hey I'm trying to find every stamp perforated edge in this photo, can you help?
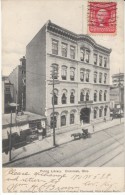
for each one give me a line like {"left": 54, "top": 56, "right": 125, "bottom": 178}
{"left": 87, "top": 0, "right": 118, "bottom": 36}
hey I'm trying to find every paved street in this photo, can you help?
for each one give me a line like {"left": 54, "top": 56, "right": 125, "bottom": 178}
{"left": 5, "top": 123, "right": 124, "bottom": 167}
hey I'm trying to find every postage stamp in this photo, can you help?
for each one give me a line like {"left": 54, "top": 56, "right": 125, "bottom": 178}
{"left": 88, "top": 2, "right": 117, "bottom": 35}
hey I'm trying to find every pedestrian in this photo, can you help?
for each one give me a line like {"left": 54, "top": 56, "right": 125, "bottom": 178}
{"left": 93, "top": 124, "right": 95, "bottom": 132}
{"left": 104, "top": 117, "right": 106, "bottom": 122}
{"left": 38, "top": 128, "right": 43, "bottom": 141}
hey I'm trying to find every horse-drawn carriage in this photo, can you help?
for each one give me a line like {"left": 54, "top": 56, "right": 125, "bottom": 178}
{"left": 71, "top": 129, "right": 91, "bottom": 140}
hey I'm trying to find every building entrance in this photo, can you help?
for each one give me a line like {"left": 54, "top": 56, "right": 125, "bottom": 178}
{"left": 80, "top": 108, "right": 90, "bottom": 124}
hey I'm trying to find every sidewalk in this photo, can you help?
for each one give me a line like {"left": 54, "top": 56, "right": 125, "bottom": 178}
{"left": 3, "top": 117, "right": 124, "bottom": 165}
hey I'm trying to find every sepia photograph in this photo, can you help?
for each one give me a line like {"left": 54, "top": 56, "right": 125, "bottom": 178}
{"left": 1, "top": 0, "right": 125, "bottom": 192}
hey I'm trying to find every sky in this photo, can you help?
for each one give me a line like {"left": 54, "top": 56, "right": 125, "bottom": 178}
{"left": 1, "top": 0, "right": 124, "bottom": 84}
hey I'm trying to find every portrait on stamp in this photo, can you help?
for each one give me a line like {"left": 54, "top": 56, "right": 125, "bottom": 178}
{"left": 88, "top": 2, "right": 117, "bottom": 34}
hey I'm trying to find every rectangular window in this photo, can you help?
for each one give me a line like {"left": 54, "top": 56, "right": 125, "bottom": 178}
{"left": 99, "top": 56, "right": 102, "bottom": 66}
{"left": 99, "top": 73, "right": 102, "bottom": 83}
{"left": 5, "top": 86, "right": 10, "bottom": 92}
{"left": 70, "top": 68, "right": 75, "bottom": 81}
{"left": 104, "top": 73, "right": 107, "bottom": 84}
{"left": 104, "top": 57, "right": 107, "bottom": 67}
{"left": 94, "top": 54, "right": 97, "bottom": 65}
{"left": 80, "top": 49, "right": 85, "bottom": 61}
{"left": 80, "top": 71, "right": 84, "bottom": 82}
{"left": 52, "top": 40, "right": 58, "bottom": 55}
{"left": 94, "top": 73, "right": 97, "bottom": 83}
{"left": 70, "top": 46, "right": 75, "bottom": 59}
{"left": 86, "top": 51, "right": 90, "bottom": 63}
{"left": 62, "top": 43, "right": 67, "bottom": 57}
{"left": 61, "top": 67, "right": 67, "bottom": 80}
{"left": 52, "top": 64, "right": 58, "bottom": 79}
{"left": 86, "top": 72, "right": 89, "bottom": 82}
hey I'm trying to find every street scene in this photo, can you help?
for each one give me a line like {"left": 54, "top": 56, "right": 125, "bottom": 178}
{"left": 2, "top": 1, "right": 124, "bottom": 168}
{"left": 3, "top": 122, "right": 124, "bottom": 167}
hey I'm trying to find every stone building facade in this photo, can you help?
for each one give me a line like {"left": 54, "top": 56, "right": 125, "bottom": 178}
{"left": 26, "top": 21, "right": 111, "bottom": 133}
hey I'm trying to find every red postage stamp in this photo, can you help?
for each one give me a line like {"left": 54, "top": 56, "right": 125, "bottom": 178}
{"left": 88, "top": 2, "right": 117, "bottom": 35}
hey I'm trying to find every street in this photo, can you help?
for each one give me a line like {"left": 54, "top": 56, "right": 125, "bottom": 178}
{"left": 5, "top": 123, "right": 124, "bottom": 167}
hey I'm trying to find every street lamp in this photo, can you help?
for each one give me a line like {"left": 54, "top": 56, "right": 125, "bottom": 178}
{"left": 8, "top": 102, "right": 19, "bottom": 161}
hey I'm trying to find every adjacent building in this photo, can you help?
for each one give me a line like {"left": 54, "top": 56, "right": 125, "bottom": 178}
{"left": 112, "top": 73, "right": 124, "bottom": 87}
{"left": 8, "top": 56, "right": 26, "bottom": 111}
{"left": 26, "top": 20, "right": 111, "bottom": 134}
{"left": 110, "top": 73, "right": 124, "bottom": 111}
{"left": 2, "top": 76, "right": 14, "bottom": 113}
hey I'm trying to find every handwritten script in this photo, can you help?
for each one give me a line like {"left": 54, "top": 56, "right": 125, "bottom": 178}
{"left": 3, "top": 168, "right": 124, "bottom": 192}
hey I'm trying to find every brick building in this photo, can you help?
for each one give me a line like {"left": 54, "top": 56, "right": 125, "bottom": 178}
{"left": 26, "top": 21, "right": 111, "bottom": 134}
{"left": 9, "top": 56, "right": 26, "bottom": 111}
{"left": 2, "top": 76, "right": 14, "bottom": 113}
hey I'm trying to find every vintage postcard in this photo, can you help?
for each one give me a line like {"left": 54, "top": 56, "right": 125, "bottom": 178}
{"left": 1, "top": 0, "right": 125, "bottom": 193}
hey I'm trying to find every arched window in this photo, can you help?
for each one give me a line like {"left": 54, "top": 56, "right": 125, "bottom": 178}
{"left": 70, "top": 68, "right": 75, "bottom": 81}
{"left": 94, "top": 109, "right": 97, "bottom": 119}
{"left": 99, "top": 90, "right": 102, "bottom": 101}
{"left": 51, "top": 64, "right": 58, "bottom": 79}
{"left": 94, "top": 91, "right": 97, "bottom": 102}
{"left": 86, "top": 91, "right": 89, "bottom": 101}
{"left": 80, "top": 69, "right": 85, "bottom": 82}
{"left": 80, "top": 90, "right": 85, "bottom": 102}
{"left": 61, "top": 112, "right": 67, "bottom": 126}
{"left": 70, "top": 90, "right": 75, "bottom": 103}
{"left": 61, "top": 66, "right": 67, "bottom": 80}
{"left": 70, "top": 112, "right": 75, "bottom": 124}
{"left": 104, "top": 90, "right": 107, "bottom": 101}
{"left": 99, "top": 108, "right": 103, "bottom": 117}
{"left": 52, "top": 89, "right": 58, "bottom": 105}
{"left": 62, "top": 90, "right": 67, "bottom": 104}
{"left": 104, "top": 107, "right": 107, "bottom": 116}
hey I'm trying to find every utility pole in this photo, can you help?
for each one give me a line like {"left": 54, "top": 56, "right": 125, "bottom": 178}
{"left": 16, "top": 90, "right": 18, "bottom": 115}
{"left": 21, "top": 92, "right": 24, "bottom": 114}
{"left": 52, "top": 73, "right": 56, "bottom": 146}
{"left": 9, "top": 110, "right": 12, "bottom": 161}
{"left": 50, "top": 65, "right": 59, "bottom": 146}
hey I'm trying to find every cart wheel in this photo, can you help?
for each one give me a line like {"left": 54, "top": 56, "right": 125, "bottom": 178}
{"left": 88, "top": 133, "right": 91, "bottom": 138}
{"left": 5, "top": 150, "right": 8, "bottom": 155}
{"left": 26, "top": 136, "right": 30, "bottom": 143}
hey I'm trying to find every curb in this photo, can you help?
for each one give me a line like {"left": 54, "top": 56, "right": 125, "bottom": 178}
{"left": 2, "top": 121, "right": 124, "bottom": 166}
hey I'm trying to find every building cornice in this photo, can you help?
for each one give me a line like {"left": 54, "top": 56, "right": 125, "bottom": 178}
{"left": 46, "top": 20, "right": 112, "bottom": 54}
